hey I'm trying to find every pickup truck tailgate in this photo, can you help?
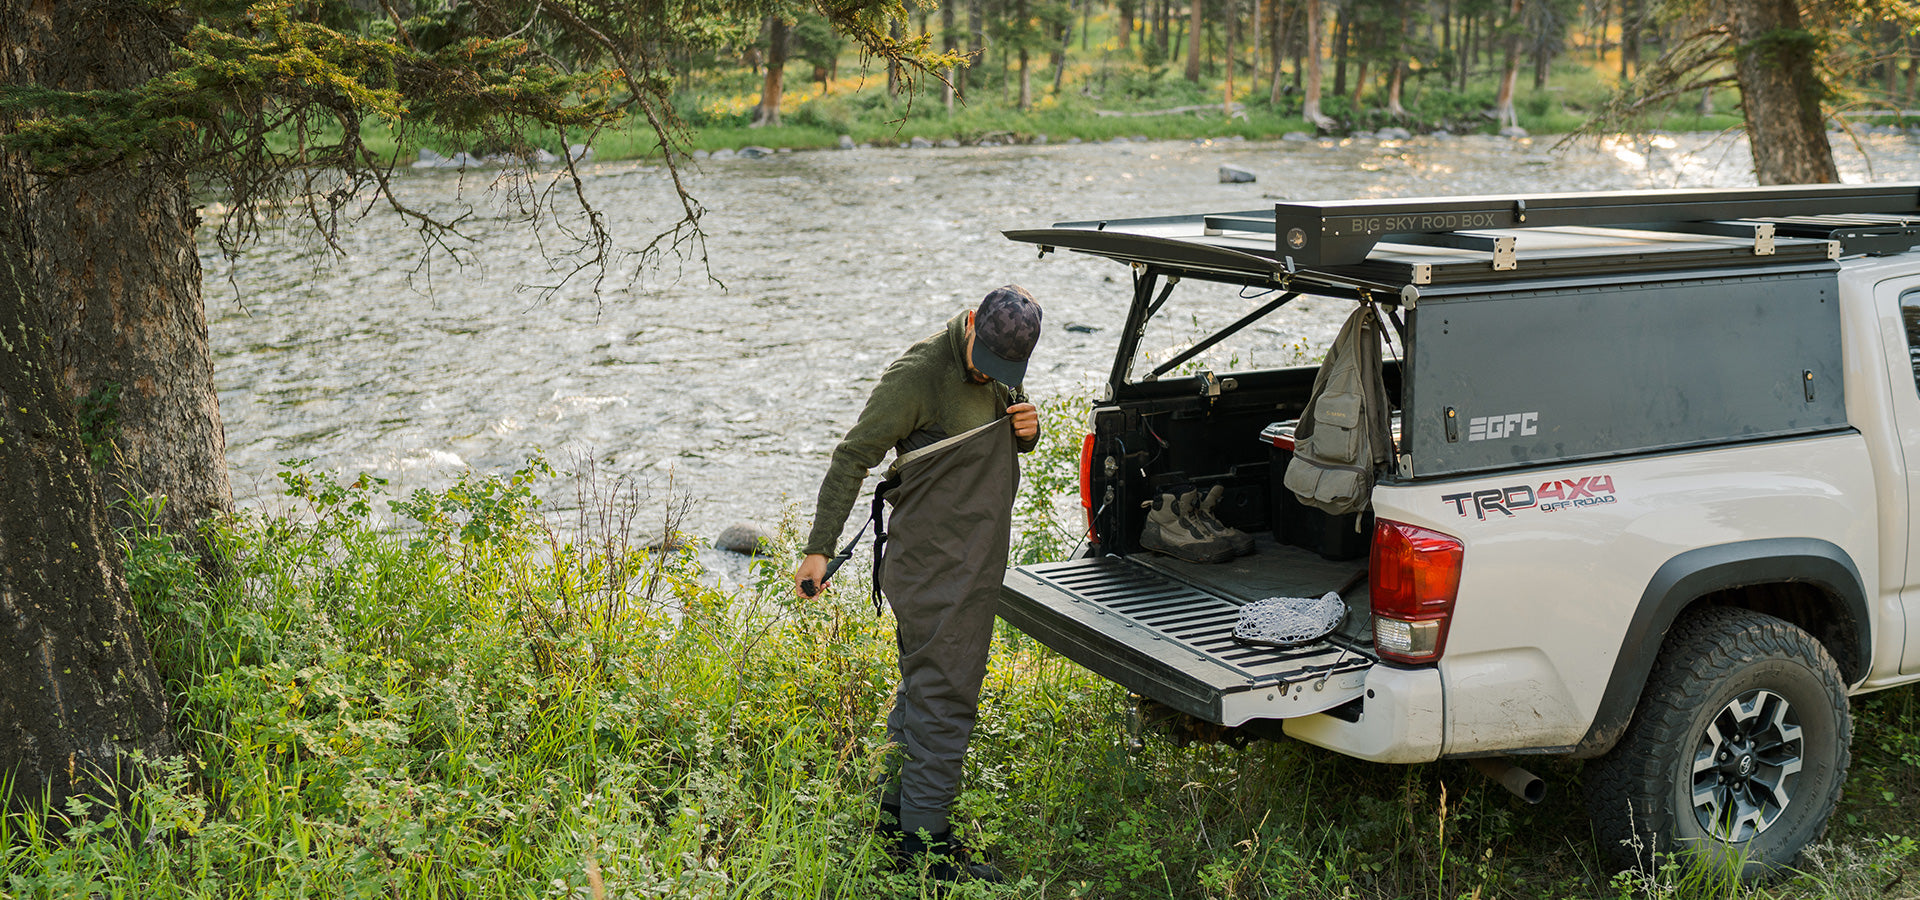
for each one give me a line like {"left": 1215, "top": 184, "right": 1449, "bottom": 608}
{"left": 999, "top": 555, "right": 1374, "bottom": 725}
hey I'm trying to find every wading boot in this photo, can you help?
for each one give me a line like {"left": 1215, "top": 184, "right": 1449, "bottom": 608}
{"left": 1140, "top": 492, "right": 1236, "bottom": 564}
{"left": 899, "top": 829, "right": 1006, "bottom": 884}
{"left": 1193, "top": 485, "right": 1256, "bottom": 557}
{"left": 878, "top": 799, "right": 906, "bottom": 844}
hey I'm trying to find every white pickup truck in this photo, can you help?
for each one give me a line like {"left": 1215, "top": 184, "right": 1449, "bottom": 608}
{"left": 997, "top": 184, "right": 1920, "bottom": 876}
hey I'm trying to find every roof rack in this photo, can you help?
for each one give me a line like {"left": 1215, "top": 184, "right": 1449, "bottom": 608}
{"left": 1006, "top": 183, "right": 1920, "bottom": 291}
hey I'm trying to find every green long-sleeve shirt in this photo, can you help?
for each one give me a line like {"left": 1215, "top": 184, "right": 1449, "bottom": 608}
{"left": 804, "top": 311, "right": 1039, "bottom": 557}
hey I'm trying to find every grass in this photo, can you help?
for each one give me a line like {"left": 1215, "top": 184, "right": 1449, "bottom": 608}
{"left": 6, "top": 400, "right": 1920, "bottom": 898}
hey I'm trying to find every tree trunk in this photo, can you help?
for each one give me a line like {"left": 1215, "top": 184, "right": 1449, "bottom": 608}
{"left": 1727, "top": 0, "right": 1836, "bottom": 183}
{"left": 1493, "top": 0, "right": 1521, "bottom": 129}
{"left": 1225, "top": 2, "right": 1237, "bottom": 111}
{"left": 1251, "top": 0, "right": 1261, "bottom": 91}
{"left": 1621, "top": 0, "right": 1639, "bottom": 81}
{"left": 1186, "top": 0, "right": 1204, "bottom": 81}
{"left": 1592, "top": 0, "right": 1607, "bottom": 62}
{"left": 1331, "top": 2, "right": 1347, "bottom": 98}
{"left": 21, "top": 0, "right": 230, "bottom": 546}
{"left": 966, "top": 0, "right": 983, "bottom": 98}
{"left": 0, "top": 180, "right": 179, "bottom": 820}
{"left": 1388, "top": 58, "right": 1407, "bottom": 116}
{"left": 1119, "top": 0, "right": 1134, "bottom": 48}
{"left": 1158, "top": 0, "right": 1172, "bottom": 59}
{"left": 1052, "top": 18, "right": 1070, "bottom": 94}
{"left": 1301, "top": 0, "right": 1333, "bottom": 128}
{"left": 943, "top": 1, "right": 957, "bottom": 111}
{"left": 0, "top": 0, "right": 182, "bottom": 809}
{"left": 1458, "top": 15, "right": 1472, "bottom": 90}
{"left": 1269, "top": 0, "right": 1292, "bottom": 103}
{"left": 752, "top": 15, "right": 789, "bottom": 127}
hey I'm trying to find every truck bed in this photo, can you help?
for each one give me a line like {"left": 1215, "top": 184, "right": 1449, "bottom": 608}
{"left": 998, "top": 538, "right": 1376, "bottom": 726}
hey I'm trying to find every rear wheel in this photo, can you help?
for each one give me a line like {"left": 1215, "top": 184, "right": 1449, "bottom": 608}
{"left": 1585, "top": 607, "right": 1850, "bottom": 879}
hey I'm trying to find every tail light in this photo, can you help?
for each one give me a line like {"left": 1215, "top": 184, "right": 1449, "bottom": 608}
{"left": 1369, "top": 519, "right": 1465, "bottom": 665}
{"left": 1079, "top": 433, "right": 1097, "bottom": 540}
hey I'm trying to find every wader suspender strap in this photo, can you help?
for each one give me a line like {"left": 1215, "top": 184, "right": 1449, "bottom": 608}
{"left": 818, "top": 473, "right": 901, "bottom": 616}
{"left": 869, "top": 475, "right": 898, "bottom": 615}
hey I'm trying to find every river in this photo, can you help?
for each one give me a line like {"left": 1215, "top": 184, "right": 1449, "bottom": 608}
{"left": 201, "top": 129, "right": 1920, "bottom": 570}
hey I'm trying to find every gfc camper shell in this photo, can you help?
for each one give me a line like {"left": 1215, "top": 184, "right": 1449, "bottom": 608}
{"left": 998, "top": 183, "right": 1920, "bottom": 875}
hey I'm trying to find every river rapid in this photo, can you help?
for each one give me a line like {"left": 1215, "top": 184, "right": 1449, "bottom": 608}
{"left": 202, "top": 130, "right": 1920, "bottom": 568}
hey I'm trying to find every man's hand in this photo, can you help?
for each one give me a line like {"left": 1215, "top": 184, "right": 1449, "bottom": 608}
{"left": 794, "top": 553, "right": 831, "bottom": 598}
{"left": 1009, "top": 401, "right": 1040, "bottom": 440}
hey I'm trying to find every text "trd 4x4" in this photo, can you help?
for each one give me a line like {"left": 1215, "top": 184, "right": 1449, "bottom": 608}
{"left": 1443, "top": 476, "right": 1619, "bottom": 520}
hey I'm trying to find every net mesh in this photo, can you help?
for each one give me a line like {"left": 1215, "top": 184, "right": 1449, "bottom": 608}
{"left": 1233, "top": 592, "right": 1347, "bottom": 647}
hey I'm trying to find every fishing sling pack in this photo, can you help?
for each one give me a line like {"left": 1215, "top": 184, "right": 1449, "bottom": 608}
{"left": 1283, "top": 302, "right": 1393, "bottom": 516}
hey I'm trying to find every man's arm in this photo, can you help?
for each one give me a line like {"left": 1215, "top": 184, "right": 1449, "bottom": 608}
{"left": 801, "top": 362, "right": 924, "bottom": 560}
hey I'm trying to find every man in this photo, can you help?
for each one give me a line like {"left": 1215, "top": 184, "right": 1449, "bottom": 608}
{"left": 794, "top": 285, "right": 1042, "bottom": 884}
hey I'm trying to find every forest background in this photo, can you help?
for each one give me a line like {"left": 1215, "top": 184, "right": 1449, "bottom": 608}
{"left": 427, "top": 0, "right": 1917, "bottom": 167}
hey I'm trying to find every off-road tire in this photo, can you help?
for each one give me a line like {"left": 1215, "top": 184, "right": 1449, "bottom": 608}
{"left": 1585, "top": 607, "right": 1849, "bottom": 880}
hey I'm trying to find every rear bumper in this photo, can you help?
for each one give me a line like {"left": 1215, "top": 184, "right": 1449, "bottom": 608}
{"left": 1282, "top": 664, "right": 1445, "bottom": 763}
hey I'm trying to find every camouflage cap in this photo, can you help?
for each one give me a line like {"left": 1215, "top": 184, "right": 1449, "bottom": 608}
{"left": 971, "top": 284, "right": 1042, "bottom": 389}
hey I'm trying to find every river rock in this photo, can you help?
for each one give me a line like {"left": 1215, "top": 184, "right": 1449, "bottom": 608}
{"left": 533, "top": 148, "right": 561, "bottom": 165}
{"left": 1282, "top": 132, "right": 1311, "bottom": 142}
{"left": 1378, "top": 127, "right": 1413, "bottom": 141}
{"left": 838, "top": 134, "right": 857, "bottom": 150}
{"left": 710, "top": 148, "right": 736, "bottom": 160}
{"left": 738, "top": 146, "right": 775, "bottom": 158}
{"left": 910, "top": 136, "right": 934, "bottom": 149}
{"left": 1067, "top": 137, "right": 1082, "bottom": 144}
{"left": 940, "top": 138, "right": 961, "bottom": 148}
{"left": 692, "top": 149, "right": 710, "bottom": 160}
{"left": 715, "top": 523, "right": 773, "bottom": 556}
{"left": 568, "top": 143, "right": 594, "bottom": 163}
{"left": 1499, "top": 126, "right": 1531, "bottom": 138}
{"left": 1349, "top": 130, "right": 1375, "bottom": 140}
{"left": 412, "top": 149, "right": 448, "bottom": 168}
{"left": 1432, "top": 129, "right": 1454, "bottom": 139}
{"left": 1033, "top": 134, "right": 1049, "bottom": 144}
{"left": 1064, "top": 322, "right": 1101, "bottom": 333}
{"left": 1131, "top": 135, "right": 1150, "bottom": 142}
{"left": 1218, "top": 164, "right": 1257, "bottom": 184}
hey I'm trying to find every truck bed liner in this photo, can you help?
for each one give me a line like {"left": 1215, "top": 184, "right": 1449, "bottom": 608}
{"left": 999, "top": 543, "right": 1375, "bottom": 726}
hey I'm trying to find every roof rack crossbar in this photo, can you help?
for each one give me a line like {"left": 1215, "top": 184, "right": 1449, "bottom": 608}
{"left": 1382, "top": 232, "right": 1518, "bottom": 269}
{"left": 1622, "top": 220, "right": 1777, "bottom": 255}
{"left": 1203, "top": 214, "right": 1278, "bottom": 235}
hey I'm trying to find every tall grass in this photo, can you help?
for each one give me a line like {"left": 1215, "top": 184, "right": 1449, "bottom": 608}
{"left": 5, "top": 432, "right": 1920, "bottom": 897}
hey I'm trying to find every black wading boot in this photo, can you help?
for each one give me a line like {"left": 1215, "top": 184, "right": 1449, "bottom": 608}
{"left": 878, "top": 800, "right": 906, "bottom": 843}
{"left": 899, "top": 829, "right": 1006, "bottom": 884}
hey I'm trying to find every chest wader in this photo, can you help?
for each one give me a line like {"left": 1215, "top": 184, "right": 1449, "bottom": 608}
{"left": 872, "top": 415, "right": 1019, "bottom": 838}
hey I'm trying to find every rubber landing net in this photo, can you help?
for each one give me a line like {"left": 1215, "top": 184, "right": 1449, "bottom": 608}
{"left": 1232, "top": 593, "right": 1347, "bottom": 647}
